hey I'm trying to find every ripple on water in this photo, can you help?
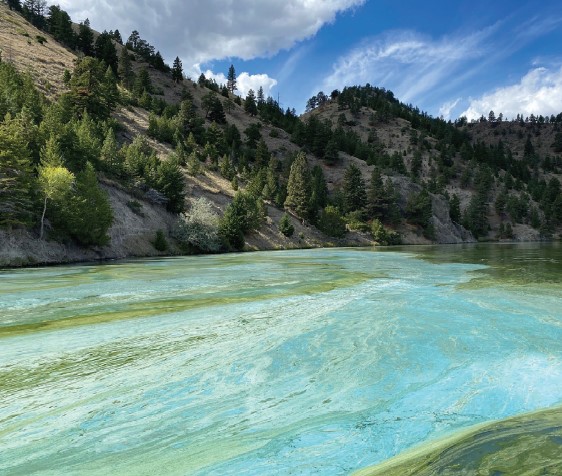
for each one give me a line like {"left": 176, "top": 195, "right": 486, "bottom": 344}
{"left": 0, "top": 246, "right": 561, "bottom": 475}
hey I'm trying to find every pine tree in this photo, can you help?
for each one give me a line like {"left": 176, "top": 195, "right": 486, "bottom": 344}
{"left": 219, "top": 191, "right": 263, "bottom": 250}
{"left": 156, "top": 156, "right": 185, "bottom": 213}
{"left": 310, "top": 165, "right": 328, "bottom": 215}
{"left": 244, "top": 89, "right": 258, "bottom": 116}
{"left": 47, "top": 5, "right": 75, "bottom": 48}
{"left": 342, "top": 163, "right": 367, "bottom": 215}
{"left": 7, "top": 0, "right": 22, "bottom": 11}
{"left": 257, "top": 86, "right": 265, "bottom": 106}
{"left": 367, "top": 167, "right": 385, "bottom": 219}
{"left": 94, "top": 32, "right": 118, "bottom": 74}
{"left": 323, "top": 137, "right": 339, "bottom": 165}
{"left": 118, "top": 46, "right": 134, "bottom": 89}
{"left": 77, "top": 19, "right": 94, "bottom": 56}
{"left": 100, "top": 128, "right": 122, "bottom": 176}
{"left": 227, "top": 64, "right": 237, "bottom": 94}
{"left": 67, "top": 57, "right": 116, "bottom": 120}
{"left": 254, "top": 139, "right": 269, "bottom": 168}
{"left": 65, "top": 162, "right": 113, "bottom": 246}
{"left": 172, "top": 56, "right": 183, "bottom": 83}
{"left": 0, "top": 114, "right": 35, "bottom": 229}
{"left": 284, "top": 152, "right": 312, "bottom": 220}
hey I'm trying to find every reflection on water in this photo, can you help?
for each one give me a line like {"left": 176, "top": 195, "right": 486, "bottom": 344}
{"left": 0, "top": 244, "right": 561, "bottom": 475}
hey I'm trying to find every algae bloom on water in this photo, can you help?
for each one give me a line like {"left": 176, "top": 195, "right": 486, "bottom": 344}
{"left": 0, "top": 243, "right": 561, "bottom": 475}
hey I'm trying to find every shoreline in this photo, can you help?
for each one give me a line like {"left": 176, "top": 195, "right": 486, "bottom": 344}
{"left": 1, "top": 237, "right": 558, "bottom": 270}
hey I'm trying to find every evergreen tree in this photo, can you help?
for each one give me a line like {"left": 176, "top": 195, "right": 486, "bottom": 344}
{"left": 47, "top": 5, "right": 75, "bottom": 48}
{"left": 118, "top": 46, "right": 134, "bottom": 89}
{"left": 257, "top": 86, "right": 265, "bottom": 106}
{"left": 342, "top": 163, "right": 367, "bottom": 215}
{"left": 254, "top": 139, "right": 269, "bottom": 168}
{"left": 244, "top": 89, "right": 258, "bottom": 116}
{"left": 151, "top": 51, "right": 167, "bottom": 72}
{"left": 463, "top": 192, "right": 489, "bottom": 238}
{"left": 99, "top": 128, "right": 122, "bottom": 176}
{"left": 383, "top": 178, "right": 401, "bottom": 224}
{"left": 156, "top": 156, "right": 185, "bottom": 213}
{"left": 263, "top": 159, "right": 280, "bottom": 203}
{"left": 323, "top": 138, "right": 339, "bottom": 165}
{"left": 172, "top": 56, "right": 183, "bottom": 83}
{"left": 23, "top": 0, "right": 46, "bottom": 28}
{"left": 0, "top": 114, "right": 35, "bottom": 228}
{"left": 219, "top": 191, "right": 264, "bottom": 250}
{"left": 77, "top": 19, "right": 94, "bottom": 56}
{"left": 65, "top": 162, "right": 113, "bottom": 246}
{"left": 7, "top": 0, "right": 22, "bottom": 11}
{"left": 284, "top": 152, "right": 312, "bottom": 220}
{"left": 94, "top": 32, "right": 118, "bottom": 74}
{"left": 317, "top": 205, "right": 346, "bottom": 237}
{"left": 126, "top": 30, "right": 140, "bottom": 50}
{"left": 111, "top": 29, "right": 123, "bottom": 44}
{"left": 406, "top": 188, "right": 434, "bottom": 239}
{"left": 227, "top": 64, "right": 237, "bottom": 94}
{"left": 133, "top": 68, "right": 153, "bottom": 97}
{"left": 310, "top": 165, "right": 328, "bottom": 213}
{"left": 66, "top": 57, "right": 116, "bottom": 120}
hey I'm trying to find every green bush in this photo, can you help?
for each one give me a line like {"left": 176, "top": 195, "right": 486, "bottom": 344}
{"left": 371, "top": 219, "right": 401, "bottom": 245}
{"left": 345, "top": 210, "right": 369, "bottom": 232}
{"left": 317, "top": 206, "right": 346, "bottom": 238}
{"left": 279, "top": 213, "right": 294, "bottom": 237}
{"left": 126, "top": 200, "right": 144, "bottom": 216}
{"left": 153, "top": 229, "right": 168, "bottom": 251}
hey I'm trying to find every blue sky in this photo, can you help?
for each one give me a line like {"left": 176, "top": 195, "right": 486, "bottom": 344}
{"left": 61, "top": 0, "right": 562, "bottom": 119}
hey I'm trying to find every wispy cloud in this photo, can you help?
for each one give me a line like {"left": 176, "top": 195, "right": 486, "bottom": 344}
{"left": 276, "top": 44, "right": 313, "bottom": 86}
{"left": 318, "top": 12, "right": 562, "bottom": 118}
{"left": 319, "top": 26, "right": 495, "bottom": 105}
{"left": 515, "top": 14, "right": 562, "bottom": 40}
{"left": 460, "top": 66, "right": 562, "bottom": 120}
{"left": 439, "top": 98, "right": 461, "bottom": 120}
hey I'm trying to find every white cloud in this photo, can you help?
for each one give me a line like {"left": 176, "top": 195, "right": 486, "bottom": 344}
{"left": 438, "top": 98, "right": 461, "bottom": 120}
{"left": 320, "top": 28, "right": 494, "bottom": 105}
{"left": 237, "top": 72, "right": 278, "bottom": 98}
{"left": 58, "top": 0, "right": 364, "bottom": 65}
{"left": 460, "top": 66, "right": 562, "bottom": 121}
{"left": 193, "top": 66, "right": 278, "bottom": 98}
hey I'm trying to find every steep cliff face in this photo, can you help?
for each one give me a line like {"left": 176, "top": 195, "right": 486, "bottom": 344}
{"left": 0, "top": 184, "right": 180, "bottom": 267}
{"left": 391, "top": 177, "right": 475, "bottom": 245}
{"left": 430, "top": 194, "right": 475, "bottom": 244}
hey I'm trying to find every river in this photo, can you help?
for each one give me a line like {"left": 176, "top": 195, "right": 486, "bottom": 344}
{"left": 1, "top": 243, "right": 561, "bottom": 474}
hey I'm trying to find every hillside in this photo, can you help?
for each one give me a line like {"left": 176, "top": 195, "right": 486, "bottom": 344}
{"left": 0, "top": 2, "right": 561, "bottom": 267}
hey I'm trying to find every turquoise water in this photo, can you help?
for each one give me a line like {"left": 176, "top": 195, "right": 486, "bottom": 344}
{"left": 0, "top": 244, "right": 561, "bottom": 475}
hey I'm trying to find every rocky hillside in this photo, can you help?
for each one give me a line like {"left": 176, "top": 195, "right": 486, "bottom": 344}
{"left": 1, "top": 3, "right": 560, "bottom": 267}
